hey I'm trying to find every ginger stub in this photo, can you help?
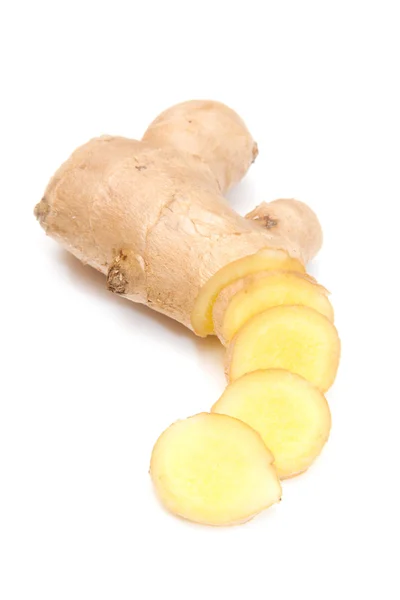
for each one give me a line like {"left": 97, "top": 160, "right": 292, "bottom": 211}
{"left": 150, "top": 413, "right": 281, "bottom": 526}
{"left": 226, "top": 305, "right": 340, "bottom": 392}
{"left": 212, "top": 370, "right": 331, "bottom": 479}
{"left": 213, "top": 270, "right": 334, "bottom": 344}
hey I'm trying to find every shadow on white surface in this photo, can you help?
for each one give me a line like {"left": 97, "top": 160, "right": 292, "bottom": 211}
{"left": 305, "top": 258, "right": 321, "bottom": 280}
{"left": 58, "top": 250, "right": 192, "bottom": 335}
{"left": 225, "top": 176, "right": 258, "bottom": 215}
{"left": 57, "top": 249, "right": 225, "bottom": 373}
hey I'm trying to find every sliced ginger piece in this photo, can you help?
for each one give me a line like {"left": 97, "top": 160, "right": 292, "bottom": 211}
{"left": 226, "top": 305, "right": 340, "bottom": 391}
{"left": 150, "top": 412, "right": 281, "bottom": 526}
{"left": 213, "top": 270, "right": 334, "bottom": 344}
{"left": 212, "top": 370, "right": 331, "bottom": 479}
{"left": 191, "top": 248, "right": 305, "bottom": 337}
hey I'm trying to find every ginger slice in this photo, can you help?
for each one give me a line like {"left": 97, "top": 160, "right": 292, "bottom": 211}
{"left": 191, "top": 248, "right": 305, "bottom": 336}
{"left": 212, "top": 370, "right": 331, "bottom": 479}
{"left": 226, "top": 305, "right": 340, "bottom": 392}
{"left": 213, "top": 271, "right": 334, "bottom": 344}
{"left": 150, "top": 412, "right": 281, "bottom": 526}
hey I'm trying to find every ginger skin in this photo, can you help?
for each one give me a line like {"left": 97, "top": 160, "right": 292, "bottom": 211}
{"left": 35, "top": 100, "right": 322, "bottom": 332}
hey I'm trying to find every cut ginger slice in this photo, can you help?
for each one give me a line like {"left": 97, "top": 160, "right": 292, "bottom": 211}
{"left": 150, "top": 412, "right": 281, "bottom": 526}
{"left": 212, "top": 370, "right": 331, "bottom": 479}
{"left": 213, "top": 270, "right": 334, "bottom": 344}
{"left": 226, "top": 305, "right": 340, "bottom": 392}
{"left": 191, "top": 248, "right": 305, "bottom": 336}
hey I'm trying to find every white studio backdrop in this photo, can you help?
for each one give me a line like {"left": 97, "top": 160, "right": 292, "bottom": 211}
{"left": 1, "top": 1, "right": 399, "bottom": 599}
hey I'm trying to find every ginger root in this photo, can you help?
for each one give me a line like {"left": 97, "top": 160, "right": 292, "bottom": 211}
{"left": 226, "top": 306, "right": 340, "bottom": 392}
{"left": 150, "top": 413, "right": 281, "bottom": 526}
{"left": 35, "top": 98, "right": 339, "bottom": 527}
{"left": 212, "top": 370, "right": 331, "bottom": 479}
{"left": 35, "top": 99, "right": 322, "bottom": 331}
{"left": 213, "top": 270, "right": 334, "bottom": 344}
{"left": 246, "top": 199, "right": 323, "bottom": 266}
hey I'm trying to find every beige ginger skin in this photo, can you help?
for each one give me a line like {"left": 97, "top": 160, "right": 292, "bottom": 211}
{"left": 34, "top": 100, "right": 322, "bottom": 331}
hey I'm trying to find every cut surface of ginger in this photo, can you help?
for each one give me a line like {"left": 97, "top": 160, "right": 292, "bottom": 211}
{"left": 226, "top": 305, "right": 340, "bottom": 392}
{"left": 150, "top": 412, "right": 281, "bottom": 526}
{"left": 214, "top": 270, "right": 334, "bottom": 344}
{"left": 212, "top": 370, "right": 331, "bottom": 479}
{"left": 191, "top": 248, "right": 305, "bottom": 336}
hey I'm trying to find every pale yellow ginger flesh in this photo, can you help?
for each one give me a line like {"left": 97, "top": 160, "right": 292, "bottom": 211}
{"left": 150, "top": 413, "right": 281, "bottom": 526}
{"left": 212, "top": 370, "right": 331, "bottom": 479}
{"left": 191, "top": 248, "right": 305, "bottom": 336}
{"left": 214, "top": 271, "right": 334, "bottom": 344}
{"left": 226, "top": 305, "right": 340, "bottom": 392}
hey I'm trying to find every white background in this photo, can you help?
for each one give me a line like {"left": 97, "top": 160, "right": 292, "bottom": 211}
{"left": 1, "top": 1, "right": 399, "bottom": 598}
